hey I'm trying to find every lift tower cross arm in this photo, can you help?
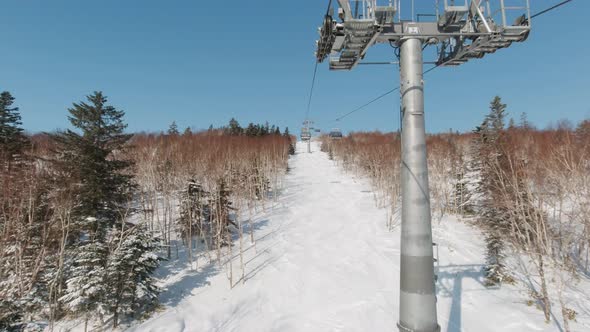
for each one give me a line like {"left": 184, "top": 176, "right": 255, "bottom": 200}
{"left": 314, "top": 1, "right": 532, "bottom": 332}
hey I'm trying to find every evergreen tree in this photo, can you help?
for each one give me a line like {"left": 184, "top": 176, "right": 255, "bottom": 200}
{"left": 226, "top": 118, "right": 242, "bottom": 136}
{"left": 451, "top": 152, "right": 473, "bottom": 215}
{"left": 0, "top": 92, "right": 36, "bottom": 330}
{"left": 245, "top": 123, "right": 258, "bottom": 137}
{"left": 576, "top": 119, "right": 590, "bottom": 138}
{"left": 52, "top": 92, "right": 160, "bottom": 328}
{"left": 508, "top": 117, "right": 516, "bottom": 129}
{"left": 263, "top": 122, "right": 270, "bottom": 136}
{"left": 0, "top": 273, "right": 23, "bottom": 331}
{"left": 576, "top": 119, "right": 590, "bottom": 157}
{"left": 21, "top": 256, "right": 57, "bottom": 323}
{"left": 487, "top": 96, "right": 506, "bottom": 134}
{"left": 473, "top": 96, "right": 513, "bottom": 285}
{"left": 17, "top": 183, "right": 55, "bottom": 320}
{"left": 183, "top": 126, "right": 192, "bottom": 136}
{"left": 282, "top": 127, "right": 295, "bottom": 155}
{"left": 59, "top": 240, "right": 108, "bottom": 331}
{"left": 0, "top": 91, "right": 29, "bottom": 165}
{"left": 177, "top": 180, "right": 210, "bottom": 243}
{"left": 209, "top": 179, "right": 234, "bottom": 247}
{"left": 105, "top": 226, "right": 161, "bottom": 328}
{"left": 51, "top": 91, "right": 134, "bottom": 238}
{"left": 250, "top": 161, "right": 270, "bottom": 199}
{"left": 167, "top": 121, "right": 179, "bottom": 135}
{"left": 242, "top": 122, "right": 284, "bottom": 137}
{"left": 519, "top": 112, "right": 531, "bottom": 129}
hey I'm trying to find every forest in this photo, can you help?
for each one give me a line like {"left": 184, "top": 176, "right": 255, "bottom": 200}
{"left": 0, "top": 90, "right": 293, "bottom": 331}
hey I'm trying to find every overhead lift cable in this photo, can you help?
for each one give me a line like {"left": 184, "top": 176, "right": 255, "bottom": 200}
{"left": 335, "top": 87, "right": 399, "bottom": 122}
{"left": 331, "top": 0, "right": 574, "bottom": 123}
{"left": 334, "top": 65, "right": 440, "bottom": 122}
{"left": 531, "top": 0, "right": 573, "bottom": 19}
{"left": 305, "top": 62, "right": 319, "bottom": 121}
{"left": 304, "top": 0, "right": 333, "bottom": 121}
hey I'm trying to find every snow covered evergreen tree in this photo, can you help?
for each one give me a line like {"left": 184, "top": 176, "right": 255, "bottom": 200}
{"left": 178, "top": 180, "right": 211, "bottom": 246}
{"left": 17, "top": 185, "right": 56, "bottom": 321}
{"left": 51, "top": 92, "right": 134, "bottom": 326}
{"left": 210, "top": 179, "right": 235, "bottom": 247}
{"left": 105, "top": 226, "right": 161, "bottom": 328}
{"left": 451, "top": 151, "right": 473, "bottom": 215}
{"left": 283, "top": 127, "right": 295, "bottom": 155}
{"left": 250, "top": 160, "right": 270, "bottom": 200}
{"left": 0, "top": 285, "right": 23, "bottom": 331}
{"left": 51, "top": 92, "right": 161, "bottom": 327}
{"left": 473, "top": 96, "right": 514, "bottom": 286}
{"left": 59, "top": 239, "right": 108, "bottom": 332}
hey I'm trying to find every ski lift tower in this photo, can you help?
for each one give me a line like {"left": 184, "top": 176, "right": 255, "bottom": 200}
{"left": 315, "top": 1, "right": 531, "bottom": 331}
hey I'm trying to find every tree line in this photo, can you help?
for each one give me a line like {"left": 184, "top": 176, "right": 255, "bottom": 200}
{"left": 165, "top": 118, "right": 291, "bottom": 139}
{"left": 322, "top": 96, "right": 589, "bottom": 331}
{"left": 0, "top": 91, "right": 292, "bottom": 331}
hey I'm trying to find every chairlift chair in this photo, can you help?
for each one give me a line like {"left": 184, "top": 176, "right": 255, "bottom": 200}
{"left": 301, "top": 129, "right": 312, "bottom": 141}
{"left": 329, "top": 128, "right": 343, "bottom": 139}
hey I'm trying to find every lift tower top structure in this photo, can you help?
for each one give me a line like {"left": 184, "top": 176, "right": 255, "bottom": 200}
{"left": 317, "top": 0, "right": 531, "bottom": 70}
{"left": 315, "top": 1, "right": 531, "bottom": 332}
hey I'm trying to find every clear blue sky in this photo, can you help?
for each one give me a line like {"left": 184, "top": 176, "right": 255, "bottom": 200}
{"left": 1, "top": 0, "right": 589, "bottom": 134}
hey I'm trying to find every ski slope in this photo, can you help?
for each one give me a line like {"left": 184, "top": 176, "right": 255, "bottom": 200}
{"left": 129, "top": 141, "right": 589, "bottom": 332}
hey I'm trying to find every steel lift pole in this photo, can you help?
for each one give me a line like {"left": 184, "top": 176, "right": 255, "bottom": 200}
{"left": 398, "top": 37, "right": 439, "bottom": 332}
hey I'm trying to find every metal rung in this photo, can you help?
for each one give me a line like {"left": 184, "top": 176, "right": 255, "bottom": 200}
{"left": 344, "top": 20, "right": 376, "bottom": 30}
{"left": 489, "top": 42, "right": 511, "bottom": 48}
{"left": 464, "top": 52, "right": 484, "bottom": 59}
{"left": 502, "top": 35, "right": 525, "bottom": 42}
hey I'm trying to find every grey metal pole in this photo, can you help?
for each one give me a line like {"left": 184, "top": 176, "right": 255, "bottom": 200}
{"left": 398, "top": 38, "right": 440, "bottom": 332}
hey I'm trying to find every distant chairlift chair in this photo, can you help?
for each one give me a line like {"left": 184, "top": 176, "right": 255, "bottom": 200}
{"left": 329, "top": 128, "right": 343, "bottom": 139}
{"left": 301, "top": 129, "right": 312, "bottom": 141}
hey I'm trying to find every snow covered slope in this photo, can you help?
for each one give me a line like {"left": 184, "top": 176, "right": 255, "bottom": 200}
{"left": 128, "top": 141, "right": 589, "bottom": 332}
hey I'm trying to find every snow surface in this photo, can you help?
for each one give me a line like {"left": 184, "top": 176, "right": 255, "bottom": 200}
{"left": 123, "top": 141, "right": 589, "bottom": 332}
